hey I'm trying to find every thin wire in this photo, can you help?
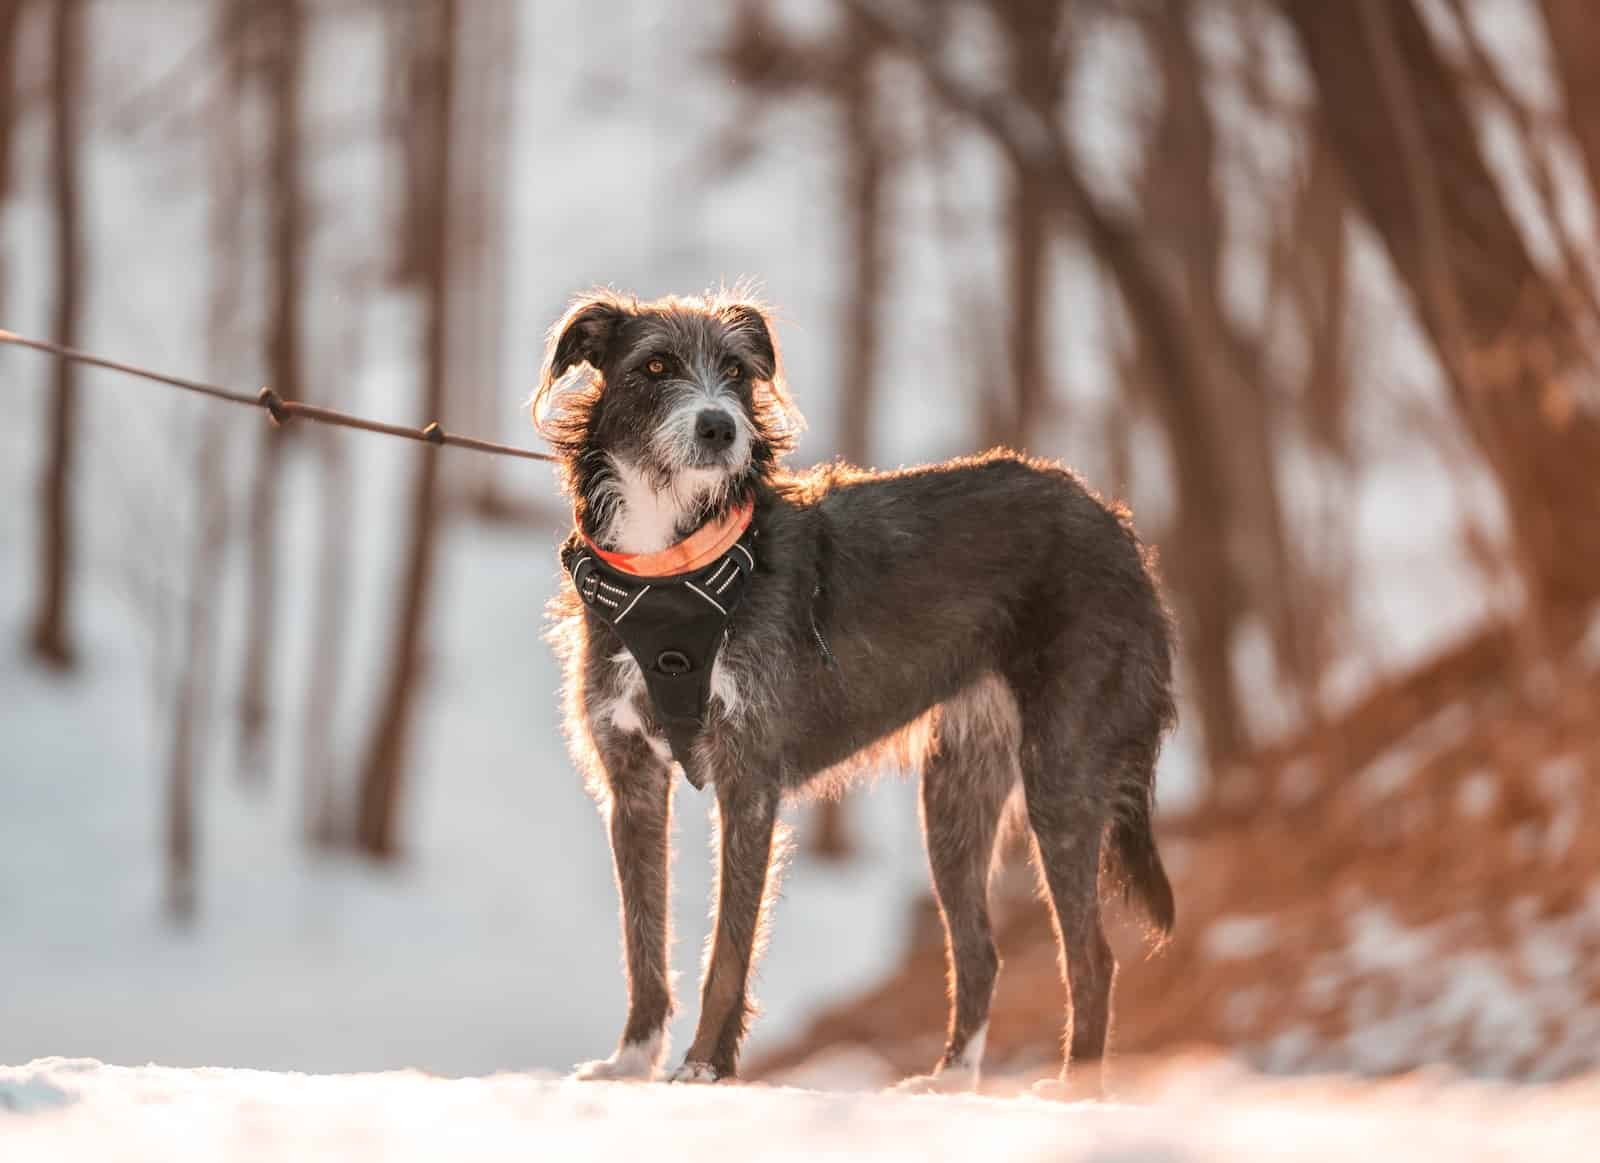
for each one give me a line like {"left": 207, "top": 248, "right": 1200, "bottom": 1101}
{"left": 0, "top": 329, "right": 558, "bottom": 464}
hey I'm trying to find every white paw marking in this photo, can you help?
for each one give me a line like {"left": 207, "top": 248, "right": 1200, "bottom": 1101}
{"left": 891, "top": 1023, "right": 986, "bottom": 1094}
{"left": 666, "top": 1060, "right": 720, "bottom": 1085}
{"left": 1031, "top": 1076, "right": 1105, "bottom": 1103}
{"left": 952, "top": 1023, "right": 987, "bottom": 1071}
{"left": 891, "top": 1067, "right": 976, "bottom": 1095}
{"left": 572, "top": 1031, "right": 664, "bottom": 1082}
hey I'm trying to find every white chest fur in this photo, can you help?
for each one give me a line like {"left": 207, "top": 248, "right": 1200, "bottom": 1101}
{"left": 593, "top": 458, "right": 728, "bottom": 555}
{"left": 595, "top": 649, "right": 744, "bottom": 765}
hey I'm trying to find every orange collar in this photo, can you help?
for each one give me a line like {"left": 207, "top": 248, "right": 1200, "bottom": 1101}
{"left": 582, "top": 498, "right": 754, "bottom": 577}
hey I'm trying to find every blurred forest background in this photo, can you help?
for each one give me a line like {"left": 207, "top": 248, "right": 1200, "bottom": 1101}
{"left": 2, "top": 0, "right": 1598, "bottom": 1083}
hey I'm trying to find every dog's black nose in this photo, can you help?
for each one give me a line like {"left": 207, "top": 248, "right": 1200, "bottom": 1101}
{"left": 695, "top": 409, "right": 737, "bottom": 450}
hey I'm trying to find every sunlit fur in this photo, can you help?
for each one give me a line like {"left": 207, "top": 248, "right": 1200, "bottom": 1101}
{"left": 540, "top": 290, "right": 1177, "bottom": 1095}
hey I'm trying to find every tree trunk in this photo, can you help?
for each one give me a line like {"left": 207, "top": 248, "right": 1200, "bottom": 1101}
{"left": 301, "top": 318, "right": 361, "bottom": 847}
{"left": 355, "top": 0, "right": 458, "bottom": 860}
{"left": 1283, "top": 0, "right": 1600, "bottom": 628}
{"left": 167, "top": 0, "right": 253, "bottom": 924}
{"left": 1142, "top": 2, "right": 1324, "bottom": 738}
{"left": 1538, "top": 0, "right": 1600, "bottom": 219}
{"left": 988, "top": 0, "right": 1065, "bottom": 451}
{"left": 168, "top": 411, "right": 229, "bottom": 923}
{"left": 237, "top": 0, "right": 305, "bottom": 779}
{"left": 0, "top": 0, "right": 22, "bottom": 214}
{"left": 454, "top": 0, "right": 518, "bottom": 520}
{"left": 301, "top": 428, "right": 352, "bottom": 846}
{"left": 29, "top": 0, "right": 84, "bottom": 671}
{"left": 810, "top": 16, "right": 886, "bottom": 864}
{"left": 833, "top": 22, "right": 885, "bottom": 470}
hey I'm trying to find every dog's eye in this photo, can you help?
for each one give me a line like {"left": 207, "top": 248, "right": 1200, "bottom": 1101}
{"left": 723, "top": 361, "right": 744, "bottom": 380}
{"left": 645, "top": 357, "right": 667, "bottom": 376}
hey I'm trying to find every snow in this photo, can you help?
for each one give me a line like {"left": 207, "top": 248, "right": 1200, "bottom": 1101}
{"left": 1203, "top": 915, "right": 1278, "bottom": 962}
{"left": 1456, "top": 769, "right": 1500, "bottom": 819}
{"left": 5, "top": 1059, "right": 1600, "bottom": 1162}
{"left": 1538, "top": 755, "right": 1583, "bottom": 860}
{"left": 1260, "top": 898, "right": 1600, "bottom": 1080}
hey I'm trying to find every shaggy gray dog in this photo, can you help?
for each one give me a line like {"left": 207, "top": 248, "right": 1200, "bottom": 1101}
{"left": 538, "top": 289, "right": 1175, "bottom": 1094}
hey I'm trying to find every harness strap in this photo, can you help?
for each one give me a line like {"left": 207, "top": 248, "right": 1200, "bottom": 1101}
{"left": 567, "top": 512, "right": 758, "bottom": 790}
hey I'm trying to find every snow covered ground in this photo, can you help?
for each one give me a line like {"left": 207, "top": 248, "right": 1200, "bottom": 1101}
{"left": 4, "top": 1058, "right": 1598, "bottom": 1162}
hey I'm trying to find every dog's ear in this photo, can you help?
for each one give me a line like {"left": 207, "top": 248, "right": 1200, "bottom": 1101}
{"left": 544, "top": 291, "right": 628, "bottom": 382}
{"left": 532, "top": 291, "right": 629, "bottom": 432}
{"left": 720, "top": 296, "right": 803, "bottom": 452}
{"left": 720, "top": 300, "right": 779, "bottom": 382}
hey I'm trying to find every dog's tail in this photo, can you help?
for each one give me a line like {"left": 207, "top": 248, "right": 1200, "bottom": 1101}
{"left": 1109, "top": 788, "right": 1175, "bottom": 944}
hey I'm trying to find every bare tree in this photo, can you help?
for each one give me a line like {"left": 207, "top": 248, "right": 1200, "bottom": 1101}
{"left": 0, "top": 0, "right": 21, "bottom": 477}
{"left": 28, "top": 0, "right": 85, "bottom": 670}
{"left": 300, "top": 322, "right": 360, "bottom": 847}
{"left": 985, "top": 0, "right": 1068, "bottom": 451}
{"left": 166, "top": 0, "right": 255, "bottom": 924}
{"left": 1538, "top": 0, "right": 1600, "bottom": 218}
{"left": 452, "top": 0, "right": 518, "bottom": 520}
{"left": 356, "top": 0, "right": 460, "bottom": 859}
{"left": 832, "top": 18, "right": 888, "bottom": 474}
{"left": 1282, "top": 0, "right": 1600, "bottom": 633}
{"left": 237, "top": 0, "right": 306, "bottom": 779}
{"left": 0, "top": 0, "right": 22, "bottom": 257}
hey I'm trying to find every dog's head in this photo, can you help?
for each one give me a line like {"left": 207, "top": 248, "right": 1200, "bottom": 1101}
{"left": 532, "top": 289, "right": 800, "bottom": 552}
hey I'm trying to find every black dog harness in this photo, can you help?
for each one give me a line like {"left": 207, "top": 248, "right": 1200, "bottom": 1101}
{"left": 566, "top": 510, "right": 758, "bottom": 790}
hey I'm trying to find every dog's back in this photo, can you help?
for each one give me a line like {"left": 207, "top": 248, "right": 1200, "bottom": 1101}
{"left": 751, "top": 451, "right": 1175, "bottom": 875}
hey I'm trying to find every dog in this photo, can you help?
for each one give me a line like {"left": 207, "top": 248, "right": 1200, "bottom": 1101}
{"left": 536, "top": 288, "right": 1176, "bottom": 1094}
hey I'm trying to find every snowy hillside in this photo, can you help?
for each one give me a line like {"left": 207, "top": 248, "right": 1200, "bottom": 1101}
{"left": 4, "top": 1058, "right": 1597, "bottom": 1162}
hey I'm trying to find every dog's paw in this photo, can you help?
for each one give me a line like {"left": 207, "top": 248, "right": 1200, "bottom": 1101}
{"left": 1030, "top": 1075, "right": 1105, "bottom": 1103}
{"left": 571, "top": 1056, "right": 651, "bottom": 1082}
{"left": 891, "top": 1068, "right": 976, "bottom": 1096}
{"left": 665, "top": 1060, "right": 721, "bottom": 1085}
{"left": 571, "top": 1039, "right": 661, "bottom": 1082}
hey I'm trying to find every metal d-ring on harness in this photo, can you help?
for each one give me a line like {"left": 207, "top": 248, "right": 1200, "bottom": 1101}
{"left": 567, "top": 527, "right": 759, "bottom": 790}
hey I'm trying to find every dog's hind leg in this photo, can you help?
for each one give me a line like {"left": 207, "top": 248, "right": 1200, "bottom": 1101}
{"left": 574, "top": 743, "right": 675, "bottom": 1081}
{"left": 894, "top": 674, "right": 1019, "bottom": 1094}
{"left": 1017, "top": 685, "right": 1125, "bottom": 1100}
{"left": 669, "top": 777, "right": 781, "bottom": 1083}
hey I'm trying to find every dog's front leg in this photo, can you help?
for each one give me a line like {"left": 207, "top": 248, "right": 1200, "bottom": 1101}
{"left": 574, "top": 761, "right": 675, "bottom": 1081}
{"left": 668, "top": 777, "right": 779, "bottom": 1083}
